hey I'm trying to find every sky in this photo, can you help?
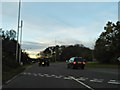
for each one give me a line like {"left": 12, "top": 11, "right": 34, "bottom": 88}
{"left": 1, "top": 0, "right": 118, "bottom": 58}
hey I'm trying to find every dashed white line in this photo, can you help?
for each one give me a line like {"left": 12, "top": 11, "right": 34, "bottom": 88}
{"left": 108, "top": 80, "right": 120, "bottom": 85}
{"left": 21, "top": 72, "right": 120, "bottom": 86}
{"left": 90, "top": 78, "right": 104, "bottom": 83}
{"left": 69, "top": 76, "right": 94, "bottom": 90}
{"left": 76, "top": 77, "right": 88, "bottom": 81}
{"left": 63, "top": 77, "right": 72, "bottom": 80}
{"left": 33, "top": 73, "right": 37, "bottom": 76}
{"left": 44, "top": 74, "right": 49, "bottom": 76}
{"left": 23, "top": 72, "right": 27, "bottom": 75}
{"left": 55, "top": 76, "right": 62, "bottom": 79}
{"left": 51, "top": 75, "right": 56, "bottom": 77}
{"left": 109, "top": 80, "right": 116, "bottom": 82}
{"left": 39, "top": 74, "right": 44, "bottom": 77}
{"left": 28, "top": 73, "right": 31, "bottom": 75}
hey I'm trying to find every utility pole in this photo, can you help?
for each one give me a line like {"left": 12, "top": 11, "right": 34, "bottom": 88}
{"left": 16, "top": 0, "right": 21, "bottom": 62}
{"left": 19, "top": 20, "right": 23, "bottom": 65}
{"left": 55, "top": 37, "right": 56, "bottom": 62}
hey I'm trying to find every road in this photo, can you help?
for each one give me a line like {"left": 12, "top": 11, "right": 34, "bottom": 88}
{"left": 2, "top": 62, "right": 119, "bottom": 89}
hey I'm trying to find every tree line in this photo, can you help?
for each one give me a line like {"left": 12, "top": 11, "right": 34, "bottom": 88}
{"left": 37, "top": 44, "right": 93, "bottom": 62}
{"left": 38, "top": 21, "right": 120, "bottom": 64}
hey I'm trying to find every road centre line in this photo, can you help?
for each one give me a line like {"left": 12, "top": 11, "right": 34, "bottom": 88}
{"left": 108, "top": 80, "right": 120, "bottom": 85}
{"left": 109, "top": 80, "right": 116, "bottom": 82}
{"left": 44, "top": 74, "right": 49, "bottom": 76}
{"left": 28, "top": 73, "right": 31, "bottom": 75}
{"left": 33, "top": 73, "right": 37, "bottom": 76}
{"left": 64, "top": 77, "right": 72, "bottom": 80}
{"left": 76, "top": 77, "right": 88, "bottom": 81}
{"left": 21, "top": 72, "right": 120, "bottom": 85}
{"left": 51, "top": 75, "right": 56, "bottom": 76}
{"left": 69, "top": 76, "right": 95, "bottom": 90}
{"left": 23, "top": 72, "right": 26, "bottom": 75}
{"left": 55, "top": 76, "right": 62, "bottom": 79}
{"left": 90, "top": 78, "right": 104, "bottom": 83}
{"left": 38, "top": 73, "right": 44, "bottom": 76}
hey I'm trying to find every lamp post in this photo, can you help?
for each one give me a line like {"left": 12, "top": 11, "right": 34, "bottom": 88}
{"left": 19, "top": 20, "right": 23, "bottom": 65}
{"left": 16, "top": 0, "right": 21, "bottom": 62}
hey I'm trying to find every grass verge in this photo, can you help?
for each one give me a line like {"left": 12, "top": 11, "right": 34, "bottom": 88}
{"left": 2, "top": 63, "right": 33, "bottom": 84}
{"left": 86, "top": 61, "right": 119, "bottom": 68}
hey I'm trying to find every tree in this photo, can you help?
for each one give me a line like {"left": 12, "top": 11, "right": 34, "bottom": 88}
{"left": 9, "top": 29, "right": 16, "bottom": 40}
{"left": 1, "top": 29, "right": 16, "bottom": 40}
{"left": 94, "top": 21, "right": 120, "bottom": 63}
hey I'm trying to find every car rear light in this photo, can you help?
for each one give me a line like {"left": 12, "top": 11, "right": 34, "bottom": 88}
{"left": 73, "top": 61, "right": 76, "bottom": 64}
{"left": 83, "top": 62, "right": 86, "bottom": 64}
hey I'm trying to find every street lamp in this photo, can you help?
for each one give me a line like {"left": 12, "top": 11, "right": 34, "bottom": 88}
{"left": 16, "top": 0, "right": 21, "bottom": 63}
{"left": 19, "top": 20, "right": 23, "bottom": 65}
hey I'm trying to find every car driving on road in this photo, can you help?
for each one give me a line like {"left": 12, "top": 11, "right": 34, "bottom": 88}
{"left": 66, "top": 57, "right": 86, "bottom": 69}
{"left": 38, "top": 58, "right": 50, "bottom": 67}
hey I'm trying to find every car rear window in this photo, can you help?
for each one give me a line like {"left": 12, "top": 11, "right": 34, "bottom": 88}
{"left": 74, "top": 57, "right": 84, "bottom": 62}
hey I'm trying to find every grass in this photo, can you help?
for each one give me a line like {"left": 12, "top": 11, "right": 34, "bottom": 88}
{"left": 2, "top": 62, "right": 34, "bottom": 84}
{"left": 2, "top": 67, "right": 24, "bottom": 84}
{"left": 86, "top": 61, "right": 119, "bottom": 68}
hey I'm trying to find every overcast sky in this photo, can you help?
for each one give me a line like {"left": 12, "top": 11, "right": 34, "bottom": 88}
{"left": 2, "top": 1, "right": 118, "bottom": 58}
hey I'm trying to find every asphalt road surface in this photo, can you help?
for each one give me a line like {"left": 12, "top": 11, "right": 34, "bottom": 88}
{"left": 2, "top": 62, "right": 120, "bottom": 89}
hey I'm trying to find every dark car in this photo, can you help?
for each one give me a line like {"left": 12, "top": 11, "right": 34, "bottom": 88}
{"left": 66, "top": 57, "right": 86, "bottom": 69}
{"left": 38, "top": 58, "right": 50, "bottom": 67}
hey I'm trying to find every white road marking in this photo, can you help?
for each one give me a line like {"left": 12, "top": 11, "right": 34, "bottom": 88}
{"left": 21, "top": 72, "right": 120, "bottom": 86}
{"left": 63, "top": 77, "right": 72, "bottom": 80}
{"left": 55, "top": 76, "right": 62, "bottom": 79}
{"left": 90, "top": 78, "right": 104, "bottom": 83}
{"left": 43, "top": 74, "right": 52, "bottom": 77}
{"left": 76, "top": 77, "right": 88, "bottom": 81}
{"left": 28, "top": 73, "right": 31, "bottom": 75}
{"left": 108, "top": 80, "right": 120, "bottom": 85}
{"left": 109, "top": 80, "right": 116, "bottom": 82}
{"left": 45, "top": 75, "right": 52, "bottom": 77}
{"left": 51, "top": 75, "right": 56, "bottom": 77}
{"left": 39, "top": 74, "right": 44, "bottom": 77}
{"left": 108, "top": 81, "right": 120, "bottom": 84}
{"left": 44, "top": 74, "right": 48, "bottom": 75}
{"left": 69, "top": 76, "right": 94, "bottom": 90}
{"left": 58, "top": 75, "right": 63, "bottom": 78}
{"left": 23, "top": 72, "right": 26, "bottom": 75}
{"left": 54, "top": 75, "right": 63, "bottom": 79}
{"left": 33, "top": 73, "right": 37, "bottom": 76}
{"left": 43, "top": 74, "right": 49, "bottom": 76}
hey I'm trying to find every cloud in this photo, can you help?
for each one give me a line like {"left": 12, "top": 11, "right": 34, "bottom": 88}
{"left": 22, "top": 41, "right": 49, "bottom": 51}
